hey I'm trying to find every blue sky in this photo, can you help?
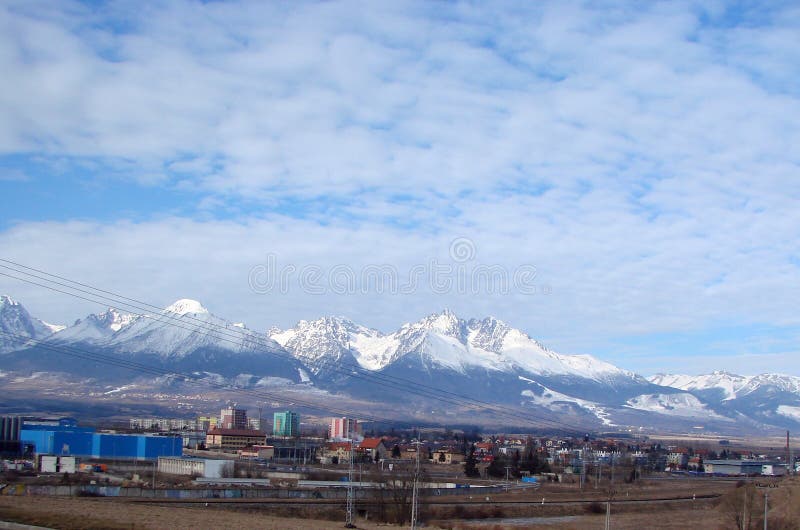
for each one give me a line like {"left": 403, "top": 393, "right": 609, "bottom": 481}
{"left": 1, "top": 0, "right": 800, "bottom": 376}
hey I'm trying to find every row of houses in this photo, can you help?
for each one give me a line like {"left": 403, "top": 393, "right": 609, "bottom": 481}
{"left": 318, "top": 438, "right": 466, "bottom": 465}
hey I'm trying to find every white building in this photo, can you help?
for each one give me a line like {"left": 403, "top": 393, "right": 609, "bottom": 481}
{"left": 219, "top": 406, "right": 248, "bottom": 430}
{"left": 158, "top": 457, "right": 233, "bottom": 479}
{"left": 329, "top": 417, "right": 359, "bottom": 440}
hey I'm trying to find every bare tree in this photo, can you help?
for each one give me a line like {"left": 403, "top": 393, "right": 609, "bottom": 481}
{"left": 719, "top": 482, "right": 758, "bottom": 530}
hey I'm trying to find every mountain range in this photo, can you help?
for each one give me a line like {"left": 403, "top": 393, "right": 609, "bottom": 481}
{"left": 1, "top": 294, "right": 798, "bottom": 434}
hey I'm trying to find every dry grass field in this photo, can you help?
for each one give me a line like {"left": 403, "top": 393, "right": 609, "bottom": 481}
{"left": 1, "top": 477, "right": 798, "bottom": 529}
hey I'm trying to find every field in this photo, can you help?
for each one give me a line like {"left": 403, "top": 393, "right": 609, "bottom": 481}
{"left": 4, "top": 476, "right": 798, "bottom": 529}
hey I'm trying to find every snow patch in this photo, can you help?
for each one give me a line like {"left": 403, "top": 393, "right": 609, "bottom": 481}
{"left": 256, "top": 376, "right": 295, "bottom": 387}
{"left": 164, "top": 299, "right": 208, "bottom": 315}
{"left": 625, "top": 393, "right": 723, "bottom": 418}
{"left": 521, "top": 386, "right": 614, "bottom": 426}
{"left": 42, "top": 321, "right": 66, "bottom": 333}
{"left": 104, "top": 384, "right": 135, "bottom": 395}
{"left": 776, "top": 405, "right": 800, "bottom": 422}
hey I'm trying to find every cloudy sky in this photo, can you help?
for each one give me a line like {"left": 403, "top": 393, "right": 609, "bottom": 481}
{"left": 1, "top": 0, "right": 799, "bottom": 376}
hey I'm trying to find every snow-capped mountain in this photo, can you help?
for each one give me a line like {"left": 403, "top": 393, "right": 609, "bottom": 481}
{"left": 103, "top": 299, "right": 273, "bottom": 358}
{"left": 649, "top": 371, "right": 800, "bottom": 428}
{"left": 0, "top": 295, "right": 62, "bottom": 353}
{"left": 271, "top": 310, "right": 659, "bottom": 414}
{"left": 3, "top": 298, "right": 304, "bottom": 383}
{"left": 624, "top": 392, "right": 726, "bottom": 419}
{"left": 272, "top": 310, "right": 634, "bottom": 381}
{"left": 4, "top": 294, "right": 800, "bottom": 433}
{"left": 49, "top": 308, "right": 140, "bottom": 343}
{"left": 648, "top": 371, "right": 800, "bottom": 401}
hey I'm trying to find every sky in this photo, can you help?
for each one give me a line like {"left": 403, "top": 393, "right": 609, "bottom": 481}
{"left": 1, "top": 0, "right": 799, "bottom": 376}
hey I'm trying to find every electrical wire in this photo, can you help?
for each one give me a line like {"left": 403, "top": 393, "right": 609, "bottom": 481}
{"left": 0, "top": 259, "right": 591, "bottom": 433}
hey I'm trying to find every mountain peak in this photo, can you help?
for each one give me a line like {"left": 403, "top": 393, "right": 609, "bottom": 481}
{"left": 164, "top": 299, "right": 209, "bottom": 315}
{"left": 418, "top": 308, "right": 461, "bottom": 331}
{"left": 0, "top": 294, "right": 19, "bottom": 307}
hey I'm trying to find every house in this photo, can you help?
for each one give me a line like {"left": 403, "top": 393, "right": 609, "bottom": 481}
{"left": 474, "top": 442, "right": 495, "bottom": 456}
{"left": 432, "top": 448, "right": 464, "bottom": 464}
{"left": 400, "top": 445, "right": 426, "bottom": 460}
{"left": 321, "top": 442, "right": 354, "bottom": 464}
{"left": 687, "top": 456, "right": 704, "bottom": 471}
{"left": 359, "top": 438, "right": 387, "bottom": 461}
{"left": 666, "top": 448, "right": 689, "bottom": 470}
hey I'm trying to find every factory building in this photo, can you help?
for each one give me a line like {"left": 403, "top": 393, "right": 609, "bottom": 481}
{"left": 205, "top": 428, "right": 264, "bottom": 450}
{"left": 704, "top": 460, "right": 773, "bottom": 476}
{"left": 20, "top": 420, "right": 182, "bottom": 460}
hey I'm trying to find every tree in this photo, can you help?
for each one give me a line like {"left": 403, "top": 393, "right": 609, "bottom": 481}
{"left": 487, "top": 455, "right": 510, "bottom": 478}
{"left": 522, "top": 451, "right": 550, "bottom": 474}
{"left": 438, "top": 451, "right": 446, "bottom": 463}
{"left": 465, "top": 445, "right": 480, "bottom": 478}
{"left": 719, "top": 482, "right": 757, "bottom": 530}
{"left": 391, "top": 444, "right": 401, "bottom": 458}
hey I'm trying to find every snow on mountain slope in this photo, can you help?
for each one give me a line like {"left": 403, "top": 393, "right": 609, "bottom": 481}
{"left": 521, "top": 381, "right": 614, "bottom": 426}
{"left": 50, "top": 308, "right": 140, "bottom": 343}
{"left": 648, "top": 371, "right": 800, "bottom": 401}
{"left": 648, "top": 371, "right": 750, "bottom": 400}
{"left": 42, "top": 322, "right": 66, "bottom": 333}
{"left": 0, "top": 295, "right": 57, "bottom": 352}
{"left": 776, "top": 405, "right": 800, "bottom": 422}
{"left": 106, "top": 299, "right": 277, "bottom": 357}
{"left": 273, "top": 310, "right": 630, "bottom": 380}
{"left": 269, "top": 317, "right": 360, "bottom": 375}
{"left": 164, "top": 299, "right": 209, "bottom": 315}
{"left": 625, "top": 393, "right": 727, "bottom": 419}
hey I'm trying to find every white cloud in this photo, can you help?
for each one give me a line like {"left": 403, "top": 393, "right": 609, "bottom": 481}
{"left": 1, "top": 1, "right": 800, "bottom": 374}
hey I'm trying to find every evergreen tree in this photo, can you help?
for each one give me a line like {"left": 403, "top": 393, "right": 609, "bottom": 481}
{"left": 465, "top": 444, "right": 480, "bottom": 478}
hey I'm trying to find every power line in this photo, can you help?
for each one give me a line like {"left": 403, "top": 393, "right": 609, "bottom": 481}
{"left": 0, "top": 261, "right": 586, "bottom": 432}
{"left": 0, "top": 261, "right": 522, "bottom": 421}
{"left": 0, "top": 263, "right": 583, "bottom": 432}
{"left": 0, "top": 330, "right": 395, "bottom": 424}
{"left": 0, "top": 258, "right": 591, "bottom": 433}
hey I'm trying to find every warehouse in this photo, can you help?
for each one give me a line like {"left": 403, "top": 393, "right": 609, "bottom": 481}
{"left": 704, "top": 460, "right": 767, "bottom": 475}
{"left": 158, "top": 456, "right": 233, "bottom": 478}
{"left": 20, "top": 422, "right": 182, "bottom": 460}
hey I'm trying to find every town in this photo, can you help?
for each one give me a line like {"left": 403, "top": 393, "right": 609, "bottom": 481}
{"left": 2, "top": 409, "right": 799, "bottom": 528}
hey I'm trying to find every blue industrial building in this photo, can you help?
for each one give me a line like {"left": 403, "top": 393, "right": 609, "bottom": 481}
{"left": 20, "top": 420, "right": 181, "bottom": 460}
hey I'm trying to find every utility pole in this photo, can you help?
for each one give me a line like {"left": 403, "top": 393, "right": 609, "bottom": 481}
{"left": 744, "top": 486, "right": 749, "bottom": 530}
{"left": 411, "top": 435, "right": 421, "bottom": 530}
{"left": 604, "top": 488, "right": 614, "bottom": 530}
{"left": 581, "top": 455, "right": 586, "bottom": 490}
{"left": 787, "top": 431, "right": 792, "bottom": 476}
{"left": 345, "top": 438, "right": 355, "bottom": 528}
{"left": 611, "top": 454, "right": 615, "bottom": 484}
{"left": 764, "top": 490, "right": 768, "bottom": 530}
{"left": 596, "top": 458, "right": 600, "bottom": 489}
